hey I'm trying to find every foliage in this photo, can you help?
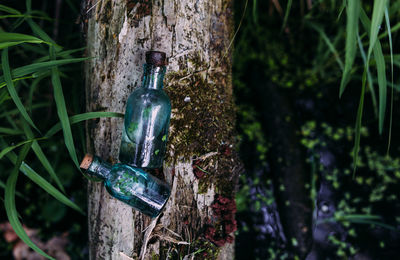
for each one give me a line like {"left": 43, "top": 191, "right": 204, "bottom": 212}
{"left": 0, "top": 1, "right": 121, "bottom": 258}
{"left": 234, "top": 0, "right": 400, "bottom": 259}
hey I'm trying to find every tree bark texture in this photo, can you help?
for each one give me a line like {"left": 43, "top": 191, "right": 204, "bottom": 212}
{"left": 84, "top": 0, "right": 240, "bottom": 259}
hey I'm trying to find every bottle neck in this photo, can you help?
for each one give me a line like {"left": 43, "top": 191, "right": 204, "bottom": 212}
{"left": 142, "top": 64, "right": 166, "bottom": 90}
{"left": 85, "top": 156, "right": 112, "bottom": 180}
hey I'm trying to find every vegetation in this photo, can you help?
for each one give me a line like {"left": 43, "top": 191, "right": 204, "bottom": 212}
{"left": 0, "top": 0, "right": 399, "bottom": 259}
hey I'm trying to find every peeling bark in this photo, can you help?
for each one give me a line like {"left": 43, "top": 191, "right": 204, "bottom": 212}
{"left": 84, "top": 0, "right": 239, "bottom": 259}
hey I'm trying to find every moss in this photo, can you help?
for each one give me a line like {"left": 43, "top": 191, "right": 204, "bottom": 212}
{"left": 190, "top": 239, "right": 220, "bottom": 260}
{"left": 165, "top": 67, "right": 235, "bottom": 161}
{"left": 164, "top": 54, "right": 239, "bottom": 196}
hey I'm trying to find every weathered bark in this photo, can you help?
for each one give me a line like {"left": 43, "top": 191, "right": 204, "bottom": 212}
{"left": 84, "top": 0, "right": 239, "bottom": 259}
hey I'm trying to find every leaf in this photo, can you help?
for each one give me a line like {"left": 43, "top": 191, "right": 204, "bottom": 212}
{"left": 45, "top": 112, "right": 124, "bottom": 137}
{"left": 359, "top": 8, "right": 387, "bottom": 134}
{"left": 357, "top": 34, "right": 377, "bottom": 117}
{"left": 26, "top": 17, "right": 61, "bottom": 51}
{"left": 339, "top": 0, "right": 360, "bottom": 97}
{"left": 51, "top": 61, "right": 79, "bottom": 168}
{"left": 281, "top": 0, "right": 292, "bottom": 31}
{"left": 0, "top": 137, "right": 45, "bottom": 159}
{"left": 308, "top": 22, "right": 344, "bottom": 70}
{"left": 4, "top": 142, "right": 55, "bottom": 260}
{"left": 353, "top": 69, "right": 366, "bottom": 177}
{"left": 22, "top": 122, "right": 65, "bottom": 193}
{"left": 385, "top": 7, "right": 394, "bottom": 154}
{"left": 0, "top": 127, "right": 23, "bottom": 135}
{"left": 0, "top": 4, "right": 21, "bottom": 15}
{"left": 1, "top": 48, "right": 40, "bottom": 132}
{"left": 0, "top": 58, "right": 89, "bottom": 89}
{"left": 0, "top": 32, "right": 46, "bottom": 49}
{"left": 366, "top": 0, "right": 387, "bottom": 59}
{"left": 0, "top": 143, "right": 84, "bottom": 214}
{"left": 367, "top": 0, "right": 387, "bottom": 134}
{"left": 374, "top": 39, "right": 386, "bottom": 134}
{"left": 0, "top": 75, "right": 35, "bottom": 89}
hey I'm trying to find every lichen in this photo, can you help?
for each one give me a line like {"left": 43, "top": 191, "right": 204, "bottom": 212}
{"left": 164, "top": 55, "right": 235, "bottom": 163}
{"left": 164, "top": 54, "right": 240, "bottom": 197}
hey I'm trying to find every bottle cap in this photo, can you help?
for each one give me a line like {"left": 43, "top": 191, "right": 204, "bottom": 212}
{"left": 80, "top": 154, "right": 93, "bottom": 170}
{"left": 145, "top": 51, "right": 167, "bottom": 66}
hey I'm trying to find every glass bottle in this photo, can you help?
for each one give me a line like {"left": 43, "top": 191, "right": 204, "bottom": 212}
{"left": 119, "top": 51, "right": 171, "bottom": 169}
{"left": 80, "top": 154, "right": 171, "bottom": 218}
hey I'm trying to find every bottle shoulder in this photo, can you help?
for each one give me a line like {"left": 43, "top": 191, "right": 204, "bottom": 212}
{"left": 127, "top": 88, "right": 171, "bottom": 107}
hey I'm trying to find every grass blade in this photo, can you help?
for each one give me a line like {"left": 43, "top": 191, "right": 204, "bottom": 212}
{"left": 308, "top": 22, "right": 344, "bottom": 70}
{"left": 0, "top": 142, "right": 84, "bottom": 214}
{"left": 366, "top": 0, "right": 387, "bottom": 59}
{"left": 359, "top": 7, "right": 387, "bottom": 134}
{"left": 0, "top": 137, "right": 45, "bottom": 159}
{"left": 0, "top": 58, "right": 89, "bottom": 88}
{"left": 357, "top": 34, "right": 377, "bottom": 117}
{"left": 51, "top": 64, "right": 79, "bottom": 168}
{"left": 281, "top": 0, "right": 292, "bottom": 31}
{"left": 385, "top": 7, "right": 394, "bottom": 154}
{"left": 0, "top": 127, "right": 23, "bottom": 135}
{"left": 0, "top": 75, "right": 35, "bottom": 89}
{"left": 45, "top": 112, "right": 124, "bottom": 137}
{"left": 374, "top": 39, "right": 386, "bottom": 135}
{"left": 0, "top": 4, "right": 21, "bottom": 15}
{"left": 1, "top": 48, "right": 40, "bottom": 132}
{"left": 353, "top": 69, "right": 367, "bottom": 177}
{"left": 22, "top": 122, "right": 65, "bottom": 193}
{"left": 26, "top": 17, "right": 61, "bottom": 51}
{"left": 366, "top": 0, "right": 388, "bottom": 134}
{"left": 0, "top": 32, "right": 44, "bottom": 45}
{"left": 339, "top": 0, "right": 360, "bottom": 97}
{"left": 4, "top": 142, "right": 55, "bottom": 260}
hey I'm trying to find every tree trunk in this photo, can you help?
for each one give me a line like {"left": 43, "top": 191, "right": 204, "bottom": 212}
{"left": 83, "top": 0, "right": 240, "bottom": 259}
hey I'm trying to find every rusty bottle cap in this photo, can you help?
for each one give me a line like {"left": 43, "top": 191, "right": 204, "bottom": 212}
{"left": 80, "top": 154, "right": 94, "bottom": 170}
{"left": 145, "top": 51, "right": 167, "bottom": 66}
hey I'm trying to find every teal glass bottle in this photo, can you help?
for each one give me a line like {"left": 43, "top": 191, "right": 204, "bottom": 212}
{"left": 119, "top": 51, "right": 171, "bottom": 169}
{"left": 80, "top": 154, "right": 171, "bottom": 218}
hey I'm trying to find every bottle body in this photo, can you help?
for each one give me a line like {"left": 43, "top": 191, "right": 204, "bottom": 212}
{"left": 119, "top": 64, "right": 171, "bottom": 169}
{"left": 105, "top": 164, "right": 170, "bottom": 218}
{"left": 81, "top": 154, "right": 170, "bottom": 218}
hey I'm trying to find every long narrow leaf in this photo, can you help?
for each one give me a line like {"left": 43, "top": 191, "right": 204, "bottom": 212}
{"left": 339, "top": 0, "right": 360, "bottom": 97}
{"left": 0, "top": 127, "right": 23, "bottom": 135}
{"left": 308, "top": 22, "right": 344, "bottom": 70}
{"left": 22, "top": 122, "right": 65, "bottom": 193}
{"left": 4, "top": 142, "right": 54, "bottom": 260}
{"left": 1, "top": 48, "right": 40, "bottom": 132}
{"left": 45, "top": 112, "right": 124, "bottom": 137}
{"left": 366, "top": 0, "right": 388, "bottom": 59}
{"left": 359, "top": 8, "right": 387, "bottom": 134}
{"left": 26, "top": 17, "right": 61, "bottom": 51}
{"left": 353, "top": 70, "right": 367, "bottom": 177}
{"left": 374, "top": 40, "right": 386, "bottom": 134}
{"left": 385, "top": 7, "right": 394, "bottom": 154}
{"left": 0, "top": 137, "right": 45, "bottom": 159}
{"left": 281, "top": 0, "right": 292, "bottom": 31}
{"left": 0, "top": 32, "right": 43, "bottom": 44}
{"left": 0, "top": 58, "right": 89, "bottom": 88}
{"left": 51, "top": 65, "right": 79, "bottom": 168}
{"left": 357, "top": 34, "right": 377, "bottom": 117}
{"left": 0, "top": 4, "right": 21, "bottom": 14}
{"left": 1, "top": 146, "right": 84, "bottom": 214}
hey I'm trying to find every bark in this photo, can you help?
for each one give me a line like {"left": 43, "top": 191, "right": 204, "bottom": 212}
{"left": 83, "top": 0, "right": 239, "bottom": 259}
